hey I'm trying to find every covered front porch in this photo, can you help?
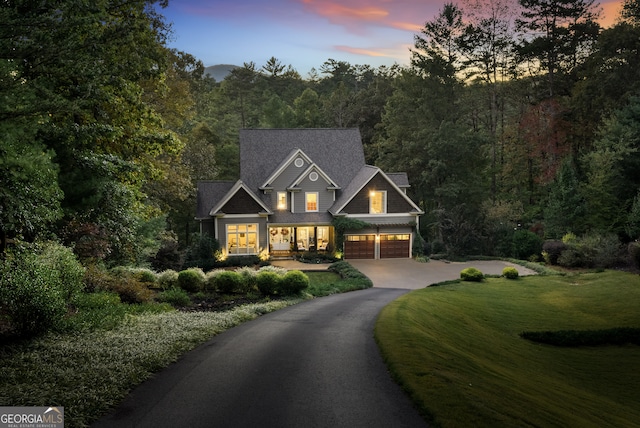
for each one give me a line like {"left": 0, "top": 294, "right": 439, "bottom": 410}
{"left": 268, "top": 225, "right": 333, "bottom": 256}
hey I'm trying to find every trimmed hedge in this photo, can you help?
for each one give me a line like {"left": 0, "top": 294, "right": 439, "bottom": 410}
{"left": 256, "top": 271, "right": 281, "bottom": 296}
{"left": 502, "top": 266, "right": 519, "bottom": 279}
{"left": 460, "top": 267, "right": 484, "bottom": 282}
{"left": 520, "top": 328, "right": 640, "bottom": 347}
{"left": 178, "top": 268, "right": 205, "bottom": 292}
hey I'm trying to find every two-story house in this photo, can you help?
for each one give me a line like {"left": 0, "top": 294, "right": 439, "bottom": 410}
{"left": 196, "top": 128, "right": 423, "bottom": 259}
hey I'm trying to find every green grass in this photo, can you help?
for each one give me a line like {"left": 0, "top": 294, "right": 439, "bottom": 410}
{"left": 306, "top": 270, "right": 372, "bottom": 296}
{"left": 375, "top": 270, "right": 640, "bottom": 427}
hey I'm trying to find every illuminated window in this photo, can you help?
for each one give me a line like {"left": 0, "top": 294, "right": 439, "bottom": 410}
{"left": 277, "top": 192, "right": 287, "bottom": 210}
{"left": 226, "top": 224, "right": 258, "bottom": 255}
{"left": 369, "top": 190, "right": 387, "bottom": 214}
{"left": 305, "top": 192, "right": 318, "bottom": 212}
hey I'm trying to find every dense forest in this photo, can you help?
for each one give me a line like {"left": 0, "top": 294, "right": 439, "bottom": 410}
{"left": 2, "top": 0, "right": 640, "bottom": 269}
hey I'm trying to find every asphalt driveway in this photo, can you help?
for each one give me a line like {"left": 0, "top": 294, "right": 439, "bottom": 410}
{"left": 93, "top": 288, "right": 427, "bottom": 428}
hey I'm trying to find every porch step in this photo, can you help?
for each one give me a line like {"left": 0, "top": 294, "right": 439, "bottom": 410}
{"left": 270, "top": 255, "right": 295, "bottom": 261}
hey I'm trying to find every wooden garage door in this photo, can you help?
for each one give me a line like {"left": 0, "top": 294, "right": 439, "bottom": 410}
{"left": 380, "top": 234, "right": 410, "bottom": 258}
{"left": 344, "top": 235, "right": 375, "bottom": 259}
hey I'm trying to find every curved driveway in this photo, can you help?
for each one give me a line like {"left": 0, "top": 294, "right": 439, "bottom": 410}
{"left": 94, "top": 259, "right": 532, "bottom": 427}
{"left": 93, "top": 288, "right": 428, "bottom": 428}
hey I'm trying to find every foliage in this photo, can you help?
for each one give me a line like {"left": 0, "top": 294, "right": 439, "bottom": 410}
{"left": 280, "top": 270, "right": 310, "bottom": 295}
{"left": 184, "top": 234, "right": 220, "bottom": 271}
{"left": 255, "top": 271, "right": 282, "bottom": 296}
{"left": 557, "top": 233, "right": 624, "bottom": 268}
{"left": 157, "top": 270, "right": 179, "bottom": 290}
{"left": 512, "top": 230, "right": 543, "bottom": 260}
{"left": 0, "top": 251, "right": 67, "bottom": 337}
{"left": 331, "top": 218, "right": 371, "bottom": 252}
{"left": 542, "top": 240, "right": 567, "bottom": 265}
{"left": 214, "top": 255, "right": 262, "bottom": 268}
{"left": 628, "top": 242, "right": 640, "bottom": 270}
{"left": 177, "top": 268, "right": 206, "bottom": 293}
{"left": 156, "top": 288, "right": 191, "bottom": 308}
{"left": 37, "top": 241, "right": 86, "bottom": 301}
{"left": 502, "top": 266, "right": 520, "bottom": 279}
{"left": 0, "top": 139, "right": 63, "bottom": 250}
{"left": 520, "top": 327, "right": 640, "bottom": 346}
{"left": 460, "top": 267, "right": 484, "bottom": 281}
{"left": 212, "top": 271, "right": 244, "bottom": 294}
{"left": 328, "top": 261, "right": 373, "bottom": 286}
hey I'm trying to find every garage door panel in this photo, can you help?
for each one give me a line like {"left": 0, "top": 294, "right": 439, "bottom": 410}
{"left": 344, "top": 235, "right": 375, "bottom": 259}
{"left": 380, "top": 234, "right": 410, "bottom": 258}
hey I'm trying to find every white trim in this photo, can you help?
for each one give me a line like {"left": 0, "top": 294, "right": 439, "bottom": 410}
{"left": 260, "top": 149, "right": 313, "bottom": 189}
{"left": 291, "top": 192, "right": 295, "bottom": 213}
{"left": 277, "top": 191, "right": 287, "bottom": 210}
{"left": 215, "top": 213, "right": 263, "bottom": 219}
{"left": 289, "top": 163, "right": 340, "bottom": 189}
{"left": 331, "top": 167, "right": 424, "bottom": 215}
{"left": 369, "top": 190, "right": 387, "bottom": 214}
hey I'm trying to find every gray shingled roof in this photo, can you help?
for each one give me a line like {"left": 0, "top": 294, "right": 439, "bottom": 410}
{"left": 239, "top": 128, "right": 365, "bottom": 193}
{"left": 196, "top": 181, "right": 235, "bottom": 218}
{"left": 386, "top": 172, "right": 410, "bottom": 188}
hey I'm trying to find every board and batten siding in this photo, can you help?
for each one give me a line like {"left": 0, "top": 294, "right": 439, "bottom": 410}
{"left": 342, "top": 173, "right": 414, "bottom": 214}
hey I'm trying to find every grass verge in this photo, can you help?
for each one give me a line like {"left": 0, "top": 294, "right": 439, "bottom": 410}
{"left": 375, "top": 270, "right": 640, "bottom": 427}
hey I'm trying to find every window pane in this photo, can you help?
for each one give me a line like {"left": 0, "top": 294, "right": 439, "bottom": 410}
{"left": 306, "top": 193, "right": 318, "bottom": 211}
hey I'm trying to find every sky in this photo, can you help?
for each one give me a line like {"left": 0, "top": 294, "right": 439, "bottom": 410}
{"left": 159, "top": 0, "right": 624, "bottom": 77}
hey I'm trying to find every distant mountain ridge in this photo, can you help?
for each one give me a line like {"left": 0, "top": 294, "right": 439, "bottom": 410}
{"left": 204, "top": 64, "right": 239, "bottom": 81}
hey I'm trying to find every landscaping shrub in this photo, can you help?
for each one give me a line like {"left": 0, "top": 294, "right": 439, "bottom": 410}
{"left": 628, "top": 242, "right": 640, "bottom": 270}
{"left": 214, "top": 255, "right": 261, "bottom": 268}
{"left": 178, "top": 268, "right": 206, "bottom": 292}
{"left": 502, "top": 266, "right": 519, "bottom": 279}
{"left": 107, "top": 276, "right": 154, "bottom": 304}
{"left": 512, "top": 230, "right": 543, "bottom": 260}
{"left": 212, "top": 271, "right": 243, "bottom": 294}
{"left": 157, "top": 288, "right": 191, "bottom": 307}
{"left": 520, "top": 327, "right": 640, "bottom": 347}
{"left": 460, "top": 267, "right": 484, "bottom": 282}
{"left": 0, "top": 251, "right": 67, "bottom": 336}
{"left": 236, "top": 266, "right": 257, "bottom": 293}
{"left": 37, "top": 241, "right": 86, "bottom": 301}
{"left": 184, "top": 233, "right": 219, "bottom": 271}
{"left": 556, "top": 233, "right": 624, "bottom": 269}
{"left": 157, "top": 270, "right": 179, "bottom": 290}
{"left": 327, "top": 261, "right": 373, "bottom": 287}
{"left": 542, "top": 240, "right": 566, "bottom": 265}
{"left": 256, "top": 271, "right": 282, "bottom": 296}
{"left": 279, "top": 270, "right": 310, "bottom": 295}
{"left": 131, "top": 268, "right": 156, "bottom": 284}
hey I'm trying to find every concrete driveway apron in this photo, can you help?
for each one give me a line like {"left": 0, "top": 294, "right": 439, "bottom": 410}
{"left": 349, "top": 258, "right": 536, "bottom": 289}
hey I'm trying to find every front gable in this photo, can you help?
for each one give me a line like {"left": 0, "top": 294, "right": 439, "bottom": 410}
{"left": 332, "top": 167, "right": 423, "bottom": 215}
{"left": 259, "top": 149, "right": 314, "bottom": 191}
{"left": 209, "top": 180, "right": 272, "bottom": 216}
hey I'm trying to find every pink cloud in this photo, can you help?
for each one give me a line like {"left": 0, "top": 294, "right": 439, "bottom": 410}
{"left": 297, "top": 0, "right": 435, "bottom": 33}
{"left": 335, "top": 45, "right": 389, "bottom": 57}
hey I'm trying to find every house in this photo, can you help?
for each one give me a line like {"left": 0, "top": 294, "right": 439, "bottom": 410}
{"left": 196, "top": 128, "right": 424, "bottom": 259}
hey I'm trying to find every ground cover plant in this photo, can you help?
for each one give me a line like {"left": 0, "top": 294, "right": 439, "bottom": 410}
{"left": 0, "top": 261, "right": 370, "bottom": 427}
{"left": 375, "top": 270, "right": 640, "bottom": 427}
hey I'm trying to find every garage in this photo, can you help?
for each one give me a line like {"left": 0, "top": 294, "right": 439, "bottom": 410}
{"left": 344, "top": 235, "right": 375, "bottom": 259}
{"left": 380, "top": 234, "right": 410, "bottom": 258}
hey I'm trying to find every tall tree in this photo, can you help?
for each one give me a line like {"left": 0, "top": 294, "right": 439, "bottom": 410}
{"left": 516, "top": 0, "right": 601, "bottom": 97}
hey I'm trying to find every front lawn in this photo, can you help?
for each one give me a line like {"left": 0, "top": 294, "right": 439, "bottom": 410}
{"left": 375, "top": 270, "right": 640, "bottom": 427}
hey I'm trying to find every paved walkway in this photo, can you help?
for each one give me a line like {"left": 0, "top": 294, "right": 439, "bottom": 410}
{"left": 273, "top": 258, "right": 536, "bottom": 289}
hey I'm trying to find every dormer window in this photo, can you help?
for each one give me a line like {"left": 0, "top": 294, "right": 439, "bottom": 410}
{"left": 277, "top": 192, "right": 287, "bottom": 210}
{"left": 370, "top": 190, "right": 387, "bottom": 214}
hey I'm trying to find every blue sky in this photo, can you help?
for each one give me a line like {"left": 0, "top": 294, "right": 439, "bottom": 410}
{"left": 159, "top": 0, "right": 622, "bottom": 77}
